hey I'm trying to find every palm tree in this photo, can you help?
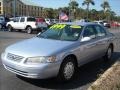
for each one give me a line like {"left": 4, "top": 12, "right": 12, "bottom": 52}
{"left": 69, "top": 1, "right": 79, "bottom": 11}
{"left": 101, "top": 0, "right": 110, "bottom": 13}
{"left": 82, "top": 0, "right": 95, "bottom": 20}
{"left": 101, "top": 0, "right": 111, "bottom": 20}
{"left": 69, "top": 0, "right": 79, "bottom": 20}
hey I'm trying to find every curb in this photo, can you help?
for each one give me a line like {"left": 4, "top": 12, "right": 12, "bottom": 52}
{"left": 88, "top": 61, "right": 120, "bottom": 90}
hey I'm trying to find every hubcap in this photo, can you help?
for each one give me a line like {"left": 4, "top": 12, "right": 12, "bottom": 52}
{"left": 8, "top": 26, "right": 11, "bottom": 31}
{"left": 107, "top": 48, "right": 112, "bottom": 59}
{"left": 27, "top": 27, "right": 31, "bottom": 33}
{"left": 63, "top": 62, "right": 74, "bottom": 80}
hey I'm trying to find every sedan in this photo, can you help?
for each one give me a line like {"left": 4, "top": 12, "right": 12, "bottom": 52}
{"left": 1, "top": 22, "right": 115, "bottom": 81}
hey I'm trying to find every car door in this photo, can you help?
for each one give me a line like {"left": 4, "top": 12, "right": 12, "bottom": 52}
{"left": 12, "top": 17, "right": 20, "bottom": 29}
{"left": 78, "top": 25, "right": 99, "bottom": 65}
{"left": 18, "top": 17, "right": 26, "bottom": 29}
{"left": 93, "top": 25, "right": 109, "bottom": 56}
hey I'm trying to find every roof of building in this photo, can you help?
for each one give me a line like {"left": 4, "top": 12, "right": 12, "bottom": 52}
{"left": 20, "top": 0, "right": 41, "bottom": 7}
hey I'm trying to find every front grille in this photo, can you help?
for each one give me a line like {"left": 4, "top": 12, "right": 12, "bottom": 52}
{"left": 7, "top": 53, "right": 24, "bottom": 62}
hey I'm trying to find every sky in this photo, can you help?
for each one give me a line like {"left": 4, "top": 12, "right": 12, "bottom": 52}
{"left": 32, "top": 0, "right": 120, "bottom": 16}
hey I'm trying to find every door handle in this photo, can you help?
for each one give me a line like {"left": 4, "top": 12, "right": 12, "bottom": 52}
{"left": 86, "top": 44, "right": 96, "bottom": 49}
{"left": 96, "top": 41, "right": 107, "bottom": 45}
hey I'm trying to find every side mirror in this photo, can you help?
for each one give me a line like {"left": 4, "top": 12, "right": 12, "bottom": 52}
{"left": 81, "top": 37, "right": 91, "bottom": 42}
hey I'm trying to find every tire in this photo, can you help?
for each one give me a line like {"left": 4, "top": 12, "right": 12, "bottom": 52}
{"left": 103, "top": 45, "right": 113, "bottom": 61}
{"left": 0, "top": 24, "right": 2, "bottom": 29}
{"left": 58, "top": 56, "right": 77, "bottom": 81}
{"left": 26, "top": 26, "right": 32, "bottom": 34}
{"left": 8, "top": 25, "right": 13, "bottom": 32}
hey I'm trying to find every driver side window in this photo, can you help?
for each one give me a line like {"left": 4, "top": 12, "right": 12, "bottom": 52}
{"left": 83, "top": 25, "right": 96, "bottom": 39}
{"left": 14, "top": 17, "right": 20, "bottom": 22}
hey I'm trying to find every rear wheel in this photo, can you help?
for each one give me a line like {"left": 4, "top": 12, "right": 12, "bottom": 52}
{"left": 8, "top": 25, "right": 13, "bottom": 32}
{"left": 104, "top": 45, "right": 113, "bottom": 61}
{"left": 58, "top": 56, "right": 77, "bottom": 81}
{"left": 26, "top": 26, "right": 32, "bottom": 34}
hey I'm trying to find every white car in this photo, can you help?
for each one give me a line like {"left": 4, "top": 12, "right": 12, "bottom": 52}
{"left": 94, "top": 20, "right": 111, "bottom": 28}
{"left": 94, "top": 21, "right": 104, "bottom": 26}
{"left": 45, "top": 18, "right": 53, "bottom": 26}
{"left": 6, "top": 16, "right": 38, "bottom": 34}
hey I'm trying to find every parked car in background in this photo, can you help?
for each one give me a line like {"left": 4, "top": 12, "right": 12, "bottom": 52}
{"left": 1, "top": 22, "right": 115, "bottom": 81}
{"left": 0, "top": 16, "right": 10, "bottom": 29}
{"left": 94, "top": 21, "right": 104, "bottom": 26}
{"left": 75, "top": 19, "right": 90, "bottom": 23}
{"left": 45, "top": 18, "right": 53, "bottom": 26}
{"left": 111, "top": 21, "right": 120, "bottom": 27}
{"left": 94, "top": 20, "right": 111, "bottom": 28}
{"left": 103, "top": 20, "right": 111, "bottom": 28}
{"left": 51, "top": 19, "right": 59, "bottom": 24}
{"left": 36, "top": 17, "right": 48, "bottom": 31}
{"left": 6, "top": 16, "right": 38, "bottom": 34}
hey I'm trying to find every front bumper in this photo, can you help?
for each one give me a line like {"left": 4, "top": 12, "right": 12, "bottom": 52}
{"left": 1, "top": 53, "right": 61, "bottom": 79}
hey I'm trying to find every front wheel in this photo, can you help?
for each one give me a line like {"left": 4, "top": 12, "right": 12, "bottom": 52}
{"left": 8, "top": 25, "right": 13, "bottom": 32}
{"left": 58, "top": 56, "right": 77, "bottom": 81}
{"left": 26, "top": 26, "right": 32, "bottom": 34}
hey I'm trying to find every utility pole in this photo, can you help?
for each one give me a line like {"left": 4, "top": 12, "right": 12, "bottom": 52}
{"left": 13, "top": 0, "right": 16, "bottom": 17}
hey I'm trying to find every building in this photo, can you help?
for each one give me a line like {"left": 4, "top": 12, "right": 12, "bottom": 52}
{"left": 0, "top": 0, "right": 43, "bottom": 17}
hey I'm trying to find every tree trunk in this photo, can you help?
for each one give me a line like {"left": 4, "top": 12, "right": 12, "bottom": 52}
{"left": 86, "top": 4, "right": 89, "bottom": 20}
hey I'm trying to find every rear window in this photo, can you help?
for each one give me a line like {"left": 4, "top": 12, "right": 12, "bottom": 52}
{"left": 27, "top": 17, "right": 36, "bottom": 22}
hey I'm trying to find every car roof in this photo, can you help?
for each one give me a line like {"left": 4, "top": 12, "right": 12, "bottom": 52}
{"left": 16, "top": 16, "right": 35, "bottom": 18}
{"left": 58, "top": 22, "right": 96, "bottom": 26}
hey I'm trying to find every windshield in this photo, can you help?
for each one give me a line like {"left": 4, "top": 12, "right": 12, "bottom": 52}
{"left": 37, "top": 24, "right": 83, "bottom": 41}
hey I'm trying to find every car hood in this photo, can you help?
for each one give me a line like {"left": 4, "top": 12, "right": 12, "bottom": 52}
{"left": 5, "top": 37, "right": 75, "bottom": 57}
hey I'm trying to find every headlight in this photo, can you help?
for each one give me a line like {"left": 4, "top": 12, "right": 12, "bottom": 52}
{"left": 25, "top": 56, "right": 56, "bottom": 64}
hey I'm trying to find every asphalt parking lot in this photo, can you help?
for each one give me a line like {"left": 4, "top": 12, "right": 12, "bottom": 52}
{"left": 0, "top": 28, "right": 120, "bottom": 90}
